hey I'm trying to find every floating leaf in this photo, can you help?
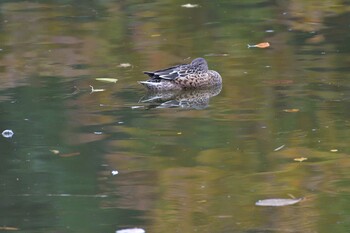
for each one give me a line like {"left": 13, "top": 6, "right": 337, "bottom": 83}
{"left": 294, "top": 157, "right": 307, "bottom": 162}
{"left": 90, "top": 85, "right": 105, "bottom": 93}
{"left": 204, "top": 53, "right": 229, "bottom": 57}
{"left": 248, "top": 42, "right": 270, "bottom": 48}
{"left": 118, "top": 63, "right": 131, "bottom": 68}
{"left": 181, "top": 3, "right": 199, "bottom": 8}
{"left": 59, "top": 152, "right": 80, "bottom": 157}
{"left": 0, "top": 226, "right": 19, "bottom": 231}
{"left": 96, "top": 78, "right": 118, "bottom": 83}
{"left": 2, "top": 129, "right": 14, "bottom": 138}
{"left": 50, "top": 150, "right": 60, "bottom": 155}
{"left": 274, "top": 145, "right": 285, "bottom": 151}
{"left": 255, "top": 198, "right": 302, "bottom": 207}
{"left": 116, "top": 228, "right": 145, "bottom": 233}
{"left": 283, "top": 109, "right": 300, "bottom": 113}
{"left": 131, "top": 106, "right": 144, "bottom": 109}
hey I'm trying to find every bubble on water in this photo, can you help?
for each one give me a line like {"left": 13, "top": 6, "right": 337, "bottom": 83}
{"left": 2, "top": 129, "right": 14, "bottom": 138}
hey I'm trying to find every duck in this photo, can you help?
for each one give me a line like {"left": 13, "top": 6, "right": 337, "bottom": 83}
{"left": 139, "top": 57, "right": 222, "bottom": 91}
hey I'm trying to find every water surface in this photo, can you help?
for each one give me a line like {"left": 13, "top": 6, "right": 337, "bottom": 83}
{"left": 0, "top": 1, "right": 350, "bottom": 233}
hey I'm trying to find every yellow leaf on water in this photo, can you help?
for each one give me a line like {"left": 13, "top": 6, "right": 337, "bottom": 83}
{"left": 330, "top": 149, "right": 338, "bottom": 152}
{"left": 294, "top": 157, "right": 308, "bottom": 162}
{"left": 283, "top": 109, "right": 300, "bottom": 113}
{"left": 96, "top": 78, "right": 118, "bottom": 83}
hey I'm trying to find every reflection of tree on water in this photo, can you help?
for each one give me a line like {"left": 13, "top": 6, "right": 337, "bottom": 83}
{"left": 139, "top": 84, "right": 222, "bottom": 109}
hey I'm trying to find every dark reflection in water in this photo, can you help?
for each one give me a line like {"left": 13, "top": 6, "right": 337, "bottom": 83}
{"left": 139, "top": 85, "right": 222, "bottom": 109}
{"left": 0, "top": 1, "right": 350, "bottom": 233}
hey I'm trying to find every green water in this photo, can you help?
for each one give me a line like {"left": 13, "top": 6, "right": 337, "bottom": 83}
{"left": 0, "top": 1, "right": 350, "bottom": 232}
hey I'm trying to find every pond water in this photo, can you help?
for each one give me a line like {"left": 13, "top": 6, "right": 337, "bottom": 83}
{"left": 0, "top": 0, "right": 350, "bottom": 232}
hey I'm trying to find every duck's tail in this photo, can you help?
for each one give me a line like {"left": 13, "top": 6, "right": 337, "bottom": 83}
{"left": 143, "top": 71, "right": 155, "bottom": 78}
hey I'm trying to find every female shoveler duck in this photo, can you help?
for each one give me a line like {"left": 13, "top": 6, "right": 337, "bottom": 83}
{"left": 139, "top": 57, "right": 222, "bottom": 91}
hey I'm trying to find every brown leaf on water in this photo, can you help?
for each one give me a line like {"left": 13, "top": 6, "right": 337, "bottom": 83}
{"left": 59, "top": 152, "right": 80, "bottom": 157}
{"left": 294, "top": 157, "right": 308, "bottom": 162}
{"left": 248, "top": 42, "right": 270, "bottom": 48}
{"left": 306, "top": 34, "right": 325, "bottom": 44}
{"left": 283, "top": 109, "right": 300, "bottom": 113}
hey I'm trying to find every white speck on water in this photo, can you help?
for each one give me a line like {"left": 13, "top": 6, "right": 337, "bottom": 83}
{"left": 116, "top": 228, "right": 145, "bottom": 233}
{"left": 111, "top": 170, "right": 119, "bottom": 176}
{"left": 274, "top": 144, "right": 285, "bottom": 151}
{"left": 2, "top": 129, "right": 14, "bottom": 138}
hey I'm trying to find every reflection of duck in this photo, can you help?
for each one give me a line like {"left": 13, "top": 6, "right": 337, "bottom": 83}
{"left": 139, "top": 85, "right": 222, "bottom": 109}
{"left": 139, "top": 58, "right": 222, "bottom": 91}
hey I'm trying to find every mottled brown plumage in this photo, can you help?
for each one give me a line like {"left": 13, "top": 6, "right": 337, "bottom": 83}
{"left": 139, "top": 58, "right": 222, "bottom": 91}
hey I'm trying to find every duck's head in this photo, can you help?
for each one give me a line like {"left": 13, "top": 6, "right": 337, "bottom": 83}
{"left": 190, "top": 57, "right": 208, "bottom": 71}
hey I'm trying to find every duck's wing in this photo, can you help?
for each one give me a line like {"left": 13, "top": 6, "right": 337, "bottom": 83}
{"left": 144, "top": 64, "right": 190, "bottom": 80}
